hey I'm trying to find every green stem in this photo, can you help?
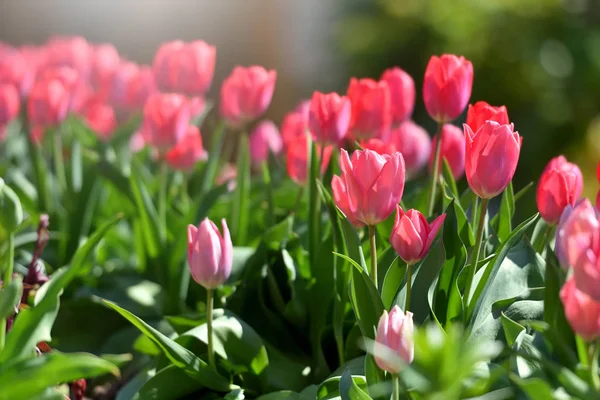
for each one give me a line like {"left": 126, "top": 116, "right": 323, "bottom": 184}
{"left": 293, "top": 186, "right": 304, "bottom": 214}
{"left": 158, "top": 161, "right": 168, "bottom": 244}
{"left": 0, "top": 234, "right": 15, "bottom": 352}
{"left": 369, "top": 225, "right": 378, "bottom": 289}
{"left": 427, "top": 122, "right": 444, "bottom": 217}
{"left": 318, "top": 144, "right": 326, "bottom": 180}
{"left": 201, "top": 121, "right": 226, "bottom": 195}
{"left": 261, "top": 161, "right": 274, "bottom": 227}
{"left": 535, "top": 224, "right": 555, "bottom": 254}
{"left": 471, "top": 196, "right": 479, "bottom": 229}
{"left": 463, "top": 198, "right": 489, "bottom": 316}
{"left": 590, "top": 341, "right": 600, "bottom": 391}
{"left": 52, "top": 128, "right": 67, "bottom": 191}
{"left": 405, "top": 263, "right": 413, "bottom": 312}
{"left": 206, "top": 289, "right": 216, "bottom": 369}
{"left": 392, "top": 374, "right": 400, "bottom": 400}
{"left": 577, "top": 335, "right": 589, "bottom": 366}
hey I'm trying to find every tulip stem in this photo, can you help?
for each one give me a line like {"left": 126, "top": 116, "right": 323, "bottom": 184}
{"left": 369, "top": 225, "right": 378, "bottom": 289}
{"left": 293, "top": 187, "right": 304, "bottom": 214}
{"left": 0, "top": 233, "right": 15, "bottom": 352}
{"left": 158, "top": 161, "right": 168, "bottom": 245}
{"left": 405, "top": 263, "right": 413, "bottom": 312}
{"left": 392, "top": 374, "right": 400, "bottom": 400}
{"left": 463, "top": 197, "right": 489, "bottom": 318}
{"left": 206, "top": 288, "right": 216, "bottom": 369}
{"left": 427, "top": 122, "right": 444, "bottom": 217}
{"left": 318, "top": 145, "right": 327, "bottom": 180}
{"left": 52, "top": 128, "right": 67, "bottom": 192}
{"left": 590, "top": 341, "right": 600, "bottom": 391}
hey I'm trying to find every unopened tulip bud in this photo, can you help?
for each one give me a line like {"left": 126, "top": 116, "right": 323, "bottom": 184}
{"left": 466, "top": 101, "right": 509, "bottom": 133}
{"left": 165, "top": 125, "right": 207, "bottom": 170}
{"left": 188, "top": 218, "right": 233, "bottom": 289}
{"left": 347, "top": 78, "right": 391, "bottom": 139}
{"left": 390, "top": 206, "right": 445, "bottom": 265}
{"left": 381, "top": 67, "right": 415, "bottom": 124}
{"left": 308, "top": 91, "right": 351, "bottom": 145}
{"left": 374, "top": 306, "right": 414, "bottom": 374}
{"left": 536, "top": 156, "right": 583, "bottom": 224}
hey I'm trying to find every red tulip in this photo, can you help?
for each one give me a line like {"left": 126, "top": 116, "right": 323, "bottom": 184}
{"left": 165, "top": 125, "right": 207, "bottom": 170}
{"left": 308, "top": 91, "right": 351, "bottom": 145}
{"left": 337, "top": 149, "right": 405, "bottom": 226}
{"left": 390, "top": 206, "right": 446, "bottom": 265}
{"left": 536, "top": 156, "right": 583, "bottom": 224}
{"left": 466, "top": 101, "right": 509, "bottom": 133}
{"left": 560, "top": 276, "right": 600, "bottom": 341}
{"left": 153, "top": 40, "right": 216, "bottom": 96}
{"left": 82, "top": 98, "right": 116, "bottom": 141}
{"left": 220, "top": 66, "right": 276, "bottom": 127}
{"left": 423, "top": 54, "right": 473, "bottom": 123}
{"left": 91, "top": 43, "right": 120, "bottom": 90}
{"left": 390, "top": 120, "right": 431, "bottom": 178}
{"left": 332, "top": 175, "right": 364, "bottom": 227}
{"left": 374, "top": 306, "right": 414, "bottom": 374}
{"left": 0, "top": 84, "right": 20, "bottom": 126}
{"left": 286, "top": 134, "right": 332, "bottom": 186}
{"left": 142, "top": 93, "right": 191, "bottom": 150}
{"left": 381, "top": 67, "right": 415, "bottom": 124}
{"left": 27, "top": 79, "right": 70, "bottom": 127}
{"left": 347, "top": 78, "right": 391, "bottom": 139}
{"left": 428, "top": 124, "right": 465, "bottom": 180}
{"left": 281, "top": 100, "right": 310, "bottom": 148}
{"left": 464, "top": 121, "right": 522, "bottom": 199}
{"left": 249, "top": 120, "right": 283, "bottom": 165}
{"left": 188, "top": 218, "right": 233, "bottom": 289}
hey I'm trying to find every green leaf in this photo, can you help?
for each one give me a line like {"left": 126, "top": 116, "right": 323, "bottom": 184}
{"left": 129, "top": 169, "right": 162, "bottom": 257}
{"left": 339, "top": 369, "right": 372, "bottom": 400}
{"left": 490, "top": 183, "right": 515, "bottom": 243}
{"left": 258, "top": 391, "right": 310, "bottom": 400}
{"left": 134, "top": 365, "right": 203, "bottom": 400}
{"left": 27, "top": 136, "right": 50, "bottom": 212}
{"left": 509, "top": 376, "right": 555, "bottom": 400}
{"left": 262, "top": 160, "right": 275, "bottom": 227}
{"left": 0, "top": 351, "right": 118, "bottom": 400}
{"left": 231, "top": 133, "right": 251, "bottom": 245}
{"left": 103, "top": 300, "right": 231, "bottom": 391}
{"left": 513, "top": 181, "right": 534, "bottom": 203}
{"left": 500, "top": 313, "right": 525, "bottom": 347}
{"left": 307, "top": 138, "right": 321, "bottom": 270}
{"left": 0, "top": 277, "right": 22, "bottom": 319}
{"left": 200, "top": 121, "right": 226, "bottom": 195}
{"left": 441, "top": 158, "right": 459, "bottom": 199}
{"left": 317, "top": 372, "right": 369, "bottom": 399}
{"left": 381, "top": 258, "right": 404, "bottom": 310}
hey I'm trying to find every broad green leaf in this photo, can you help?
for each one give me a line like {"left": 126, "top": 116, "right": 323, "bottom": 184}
{"left": 441, "top": 158, "right": 459, "bottom": 199}
{"left": 339, "top": 369, "right": 372, "bottom": 400}
{"left": 231, "top": 133, "right": 250, "bottom": 245}
{"left": 317, "top": 372, "right": 369, "bottom": 399}
{"left": 103, "top": 300, "right": 231, "bottom": 391}
{"left": 134, "top": 365, "right": 202, "bottom": 400}
{"left": 0, "top": 277, "right": 22, "bottom": 319}
{"left": 0, "top": 351, "right": 118, "bottom": 400}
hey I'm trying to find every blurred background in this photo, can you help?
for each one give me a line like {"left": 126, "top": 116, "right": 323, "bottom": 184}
{"left": 1, "top": 0, "right": 600, "bottom": 217}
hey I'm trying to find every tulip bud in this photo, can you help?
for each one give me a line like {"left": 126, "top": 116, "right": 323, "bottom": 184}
{"left": 347, "top": 78, "right": 391, "bottom": 139}
{"left": 153, "top": 40, "right": 216, "bottom": 96}
{"left": 428, "top": 124, "right": 465, "bottom": 180}
{"left": 390, "top": 206, "right": 445, "bottom": 265}
{"left": 142, "top": 93, "right": 191, "bottom": 150}
{"left": 82, "top": 98, "right": 117, "bottom": 141}
{"left": 555, "top": 199, "right": 600, "bottom": 269}
{"left": 464, "top": 121, "right": 522, "bottom": 199}
{"left": 380, "top": 67, "right": 415, "bottom": 124}
{"left": 423, "top": 54, "right": 473, "bottom": 123}
{"left": 536, "top": 156, "right": 583, "bottom": 224}
{"left": 165, "top": 125, "right": 207, "bottom": 170}
{"left": 390, "top": 121, "right": 431, "bottom": 178}
{"left": 188, "top": 218, "right": 233, "bottom": 290}
{"left": 249, "top": 120, "right": 283, "bottom": 166}
{"left": 308, "top": 91, "right": 351, "bottom": 145}
{"left": 286, "top": 134, "right": 332, "bottom": 186}
{"left": 374, "top": 306, "right": 414, "bottom": 374}
{"left": 560, "top": 276, "right": 600, "bottom": 341}
{"left": 331, "top": 175, "right": 363, "bottom": 227}
{"left": 281, "top": 101, "right": 310, "bottom": 148}
{"left": 0, "top": 83, "right": 20, "bottom": 126}
{"left": 0, "top": 179, "right": 23, "bottom": 233}
{"left": 220, "top": 66, "right": 277, "bottom": 127}
{"left": 27, "top": 79, "right": 70, "bottom": 127}
{"left": 466, "top": 101, "right": 509, "bottom": 133}
{"left": 338, "top": 149, "right": 405, "bottom": 226}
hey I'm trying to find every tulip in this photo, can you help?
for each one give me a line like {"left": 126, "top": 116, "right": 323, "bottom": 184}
{"left": 338, "top": 148, "right": 405, "bottom": 226}
{"left": 165, "top": 125, "right": 207, "bottom": 170}
{"left": 102, "top": 61, "right": 140, "bottom": 110}
{"left": 560, "top": 276, "right": 600, "bottom": 341}
{"left": 390, "top": 206, "right": 445, "bottom": 266}
{"left": 381, "top": 67, "right": 415, "bottom": 124}
{"left": 129, "top": 130, "right": 146, "bottom": 153}
{"left": 423, "top": 54, "right": 473, "bottom": 123}
{"left": 0, "top": 44, "right": 32, "bottom": 96}
{"left": 220, "top": 66, "right": 277, "bottom": 127}
{"left": 464, "top": 121, "right": 522, "bottom": 199}
{"left": 286, "top": 134, "right": 332, "bottom": 186}
{"left": 82, "top": 98, "right": 117, "bottom": 141}
{"left": 27, "top": 79, "right": 70, "bottom": 127}
{"left": 43, "top": 36, "right": 92, "bottom": 81}
{"left": 216, "top": 163, "right": 237, "bottom": 192}
{"left": 142, "top": 93, "right": 191, "bottom": 150}
{"left": 597, "top": 161, "right": 600, "bottom": 211}
{"left": 308, "top": 91, "right": 351, "bottom": 145}
{"left": 536, "top": 156, "right": 583, "bottom": 224}
{"left": 331, "top": 175, "right": 363, "bottom": 227}
{"left": 153, "top": 40, "right": 216, "bottom": 96}
{"left": 466, "top": 101, "right": 509, "bottom": 133}
{"left": 347, "top": 78, "right": 391, "bottom": 139}
{"left": 359, "top": 138, "right": 396, "bottom": 155}
{"left": 29, "top": 125, "right": 46, "bottom": 145}
{"left": 189, "top": 96, "right": 206, "bottom": 120}
{"left": 91, "top": 43, "right": 120, "bottom": 89}
{"left": 428, "top": 124, "right": 465, "bottom": 180}
{"left": 249, "top": 120, "right": 283, "bottom": 166}
{"left": 374, "top": 306, "right": 414, "bottom": 374}
{"left": 0, "top": 84, "right": 20, "bottom": 127}
{"left": 555, "top": 199, "right": 600, "bottom": 269}
{"left": 281, "top": 101, "right": 310, "bottom": 147}
{"left": 391, "top": 120, "right": 431, "bottom": 178}
{"left": 126, "top": 65, "right": 156, "bottom": 111}
{"left": 37, "top": 66, "right": 91, "bottom": 113}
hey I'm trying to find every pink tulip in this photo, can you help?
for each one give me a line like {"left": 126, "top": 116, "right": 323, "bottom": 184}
{"left": 286, "top": 134, "right": 332, "bottom": 186}
{"left": 37, "top": 66, "right": 91, "bottom": 113}
{"left": 338, "top": 149, "right": 405, "bottom": 226}
{"left": 43, "top": 36, "right": 92, "bottom": 81}
{"left": 29, "top": 125, "right": 46, "bottom": 145}
{"left": 536, "top": 156, "right": 583, "bottom": 224}
{"left": 129, "top": 130, "right": 146, "bottom": 153}
{"left": 126, "top": 65, "right": 156, "bottom": 111}
{"left": 466, "top": 101, "right": 509, "bottom": 133}
{"left": 390, "top": 120, "right": 431, "bottom": 178}
{"left": 308, "top": 91, "right": 351, "bottom": 145}
{"left": 560, "top": 276, "right": 600, "bottom": 341}
{"left": 374, "top": 306, "right": 414, "bottom": 374}
{"left": 390, "top": 206, "right": 446, "bottom": 265}
{"left": 27, "top": 79, "right": 70, "bottom": 127}
{"left": 281, "top": 100, "right": 310, "bottom": 147}
{"left": 249, "top": 120, "right": 283, "bottom": 165}
{"left": 423, "top": 54, "right": 473, "bottom": 123}
{"left": 359, "top": 138, "right": 396, "bottom": 156}
{"left": 0, "top": 84, "right": 20, "bottom": 126}
{"left": 82, "top": 98, "right": 117, "bottom": 141}
{"left": 347, "top": 78, "right": 391, "bottom": 139}
{"left": 332, "top": 175, "right": 363, "bottom": 227}
{"left": 0, "top": 44, "right": 32, "bottom": 96}
{"left": 381, "top": 67, "right": 415, "bottom": 124}
{"left": 153, "top": 40, "right": 216, "bottom": 96}
{"left": 216, "top": 163, "right": 237, "bottom": 192}
{"left": 220, "top": 66, "right": 277, "bottom": 127}
{"left": 464, "top": 121, "right": 522, "bottom": 199}
{"left": 165, "top": 125, "right": 207, "bottom": 170}
{"left": 142, "top": 93, "right": 191, "bottom": 150}
{"left": 555, "top": 199, "right": 600, "bottom": 270}
{"left": 102, "top": 61, "right": 139, "bottom": 110}
{"left": 428, "top": 124, "right": 465, "bottom": 180}
{"left": 188, "top": 218, "right": 233, "bottom": 290}
{"left": 91, "top": 43, "right": 120, "bottom": 90}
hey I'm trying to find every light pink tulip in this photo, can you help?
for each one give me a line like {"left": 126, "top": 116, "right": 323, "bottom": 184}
{"left": 560, "top": 276, "right": 600, "bottom": 341}
{"left": 390, "top": 206, "right": 446, "bottom": 265}
{"left": 249, "top": 120, "right": 283, "bottom": 166}
{"left": 390, "top": 120, "right": 431, "bottom": 178}
{"left": 555, "top": 199, "right": 600, "bottom": 269}
{"left": 374, "top": 306, "right": 414, "bottom": 374}
{"left": 188, "top": 218, "right": 233, "bottom": 290}
{"left": 331, "top": 175, "right": 363, "bottom": 227}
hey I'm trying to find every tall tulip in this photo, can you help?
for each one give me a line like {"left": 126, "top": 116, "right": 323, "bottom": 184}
{"left": 331, "top": 175, "right": 363, "bottom": 227}
{"left": 308, "top": 91, "right": 351, "bottom": 145}
{"left": 91, "top": 43, "right": 120, "bottom": 90}
{"left": 391, "top": 120, "right": 431, "bottom": 178}
{"left": 536, "top": 156, "right": 583, "bottom": 224}
{"left": 381, "top": 67, "right": 415, "bottom": 124}
{"left": 466, "top": 101, "right": 509, "bottom": 133}
{"left": 27, "top": 79, "right": 70, "bottom": 127}
{"left": 347, "top": 78, "right": 391, "bottom": 140}
{"left": 374, "top": 306, "right": 414, "bottom": 376}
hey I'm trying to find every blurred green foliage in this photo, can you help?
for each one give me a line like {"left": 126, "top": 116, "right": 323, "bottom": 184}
{"left": 335, "top": 0, "right": 600, "bottom": 217}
